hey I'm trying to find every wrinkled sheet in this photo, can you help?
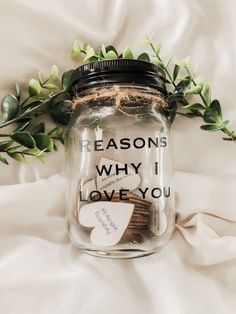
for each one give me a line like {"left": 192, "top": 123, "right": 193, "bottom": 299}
{"left": 0, "top": 0, "right": 236, "bottom": 313}
{"left": 0, "top": 173, "right": 235, "bottom": 314}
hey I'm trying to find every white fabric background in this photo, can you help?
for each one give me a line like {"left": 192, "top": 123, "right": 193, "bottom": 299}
{"left": 0, "top": 0, "right": 236, "bottom": 313}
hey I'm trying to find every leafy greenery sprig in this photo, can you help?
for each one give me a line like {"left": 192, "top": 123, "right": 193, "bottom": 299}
{"left": 70, "top": 37, "right": 236, "bottom": 142}
{"left": 0, "top": 66, "right": 74, "bottom": 164}
{"left": 0, "top": 37, "right": 235, "bottom": 164}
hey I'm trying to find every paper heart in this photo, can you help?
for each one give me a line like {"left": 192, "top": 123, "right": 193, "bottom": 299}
{"left": 79, "top": 201, "right": 135, "bottom": 247}
{"left": 96, "top": 157, "right": 141, "bottom": 192}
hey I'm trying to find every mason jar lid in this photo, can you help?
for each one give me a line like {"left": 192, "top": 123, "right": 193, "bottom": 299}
{"left": 71, "top": 59, "right": 167, "bottom": 96}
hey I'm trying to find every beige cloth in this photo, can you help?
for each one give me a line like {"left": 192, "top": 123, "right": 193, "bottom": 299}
{"left": 0, "top": 172, "right": 235, "bottom": 314}
{"left": 0, "top": 0, "right": 236, "bottom": 313}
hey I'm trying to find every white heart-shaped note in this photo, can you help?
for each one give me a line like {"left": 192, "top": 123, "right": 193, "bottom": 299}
{"left": 96, "top": 157, "right": 141, "bottom": 192}
{"left": 79, "top": 201, "right": 134, "bottom": 246}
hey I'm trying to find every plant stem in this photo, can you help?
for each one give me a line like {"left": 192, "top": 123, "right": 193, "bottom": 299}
{"left": 149, "top": 43, "right": 178, "bottom": 89}
{"left": 148, "top": 42, "right": 189, "bottom": 106}
{"left": 0, "top": 100, "right": 48, "bottom": 129}
{"left": 41, "top": 79, "right": 49, "bottom": 86}
{"left": 221, "top": 127, "right": 236, "bottom": 141}
{"left": 149, "top": 41, "right": 236, "bottom": 141}
{"left": 0, "top": 134, "right": 9, "bottom": 137}
{"left": 185, "top": 67, "right": 208, "bottom": 107}
{"left": 185, "top": 68, "right": 236, "bottom": 141}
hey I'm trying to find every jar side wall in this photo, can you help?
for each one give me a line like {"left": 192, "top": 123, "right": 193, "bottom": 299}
{"left": 66, "top": 86, "right": 174, "bottom": 258}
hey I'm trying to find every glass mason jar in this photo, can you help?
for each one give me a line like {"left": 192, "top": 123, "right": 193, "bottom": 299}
{"left": 65, "top": 59, "right": 174, "bottom": 259}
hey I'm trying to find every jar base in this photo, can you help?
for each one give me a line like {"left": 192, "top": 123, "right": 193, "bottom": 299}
{"left": 81, "top": 248, "right": 159, "bottom": 259}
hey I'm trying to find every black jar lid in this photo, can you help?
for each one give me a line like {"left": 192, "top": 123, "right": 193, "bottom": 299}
{"left": 70, "top": 59, "right": 167, "bottom": 96}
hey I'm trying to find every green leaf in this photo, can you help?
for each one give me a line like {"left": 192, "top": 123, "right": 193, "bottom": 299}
{"left": 0, "top": 140, "right": 13, "bottom": 152}
{"left": 21, "top": 101, "right": 43, "bottom": 115}
{"left": 28, "top": 79, "right": 41, "bottom": 97}
{"left": 82, "top": 43, "right": 88, "bottom": 52}
{"left": 22, "top": 148, "right": 42, "bottom": 156}
{"left": 7, "top": 152, "right": 22, "bottom": 161}
{"left": 173, "top": 64, "right": 180, "bottom": 82}
{"left": 73, "top": 40, "right": 81, "bottom": 53}
{"left": 194, "top": 76, "right": 203, "bottom": 87}
{"left": 83, "top": 46, "right": 96, "bottom": 62}
{"left": 203, "top": 100, "right": 223, "bottom": 124}
{"left": 70, "top": 50, "right": 80, "bottom": 59}
{"left": 209, "top": 99, "right": 222, "bottom": 119}
{"left": 153, "top": 60, "right": 164, "bottom": 68}
{"left": 38, "top": 72, "right": 43, "bottom": 85}
{"left": 202, "top": 83, "right": 211, "bottom": 105}
{"left": 175, "top": 57, "right": 190, "bottom": 68}
{"left": 182, "top": 103, "right": 205, "bottom": 110}
{"left": 11, "top": 132, "right": 36, "bottom": 148}
{"left": 105, "top": 50, "right": 117, "bottom": 59}
{"left": 49, "top": 100, "right": 72, "bottom": 125}
{"left": 36, "top": 155, "right": 45, "bottom": 163}
{"left": 155, "top": 43, "right": 162, "bottom": 55}
{"left": 143, "top": 35, "right": 154, "bottom": 45}
{"left": 35, "top": 149, "right": 45, "bottom": 157}
{"left": 50, "top": 65, "right": 59, "bottom": 80}
{"left": 62, "top": 70, "right": 74, "bottom": 91}
{"left": 176, "top": 76, "right": 191, "bottom": 92}
{"left": 185, "top": 85, "right": 202, "bottom": 95}
{"left": 164, "top": 102, "right": 177, "bottom": 124}
{"left": 7, "top": 145, "right": 22, "bottom": 153}
{"left": 101, "top": 45, "right": 118, "bottom": 59}
{"left": 0, "top": 154, "right": 8, "bottom": 165}
{"left": 50, "top": 91, "right": 70, "bottom": 103}
{"left": 33, "top": 134, "right": 54, "bottom": 152}
{"left": 203, "top": 110, "right": 217, "bottom": 124}
{"left": 15, "top": 83, "right": 21, "bottom": 101}
{"left": 48, "top": 126, "right": 63, "bottom": 137}
{"left": 137, "top": 53, "right": 150, "bottom": 62}
{"left": 1, "top": 95, "right": 20, "bottom": 122}
{"left": 43, "top": 83, "right": 58, "bottom": 90}
{"left": 31, "top": 122, "right": 45, "bottom": 134}
{"left": 12, "top": 120, "right": 31, "bottom": 133}
{"left": 86, "top": 56, "right": 99, "bottom": 62}
{"left": 123, "top": 47, "right": 134, "bottom": 59}
{"left": 167, "top": 92, "right": 185, "bottom": 104}
{"left": 101, "top": 44, "right": 107, "bottom": 58}
{"left": 105, "top": 45, "right": 118, "bottom": 55}
{"left": 70, "top": 40, "right": 81, "bottom": 59}
{"left": 200, "top": 120, "right": 229, "bottom": 132}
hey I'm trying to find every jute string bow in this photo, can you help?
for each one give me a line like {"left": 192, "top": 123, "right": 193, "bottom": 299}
{"left": 72, "top": 85, "right": 167, "bottom": 110}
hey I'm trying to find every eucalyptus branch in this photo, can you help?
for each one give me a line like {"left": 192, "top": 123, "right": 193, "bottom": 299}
{"left": 148, "top": 42, "right": 178, "bottom": 90}
{"left": 0, "top": 65, "right": 73, "bottom": 164}
{"left": 1, "top": 38, "right": 235, "bottom": 165}
{"left": 141, "top": 37, "right": 235, "bottom": 141}
{"left": 184, "top": 66, "right": 236, "bottom": 140}
{"left": 0, "top": 100, "right": 48, "bottom": 129}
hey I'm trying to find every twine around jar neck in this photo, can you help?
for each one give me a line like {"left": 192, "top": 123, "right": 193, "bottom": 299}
{"left": 72, "top": 85, "right": 167, "bottom": 109}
